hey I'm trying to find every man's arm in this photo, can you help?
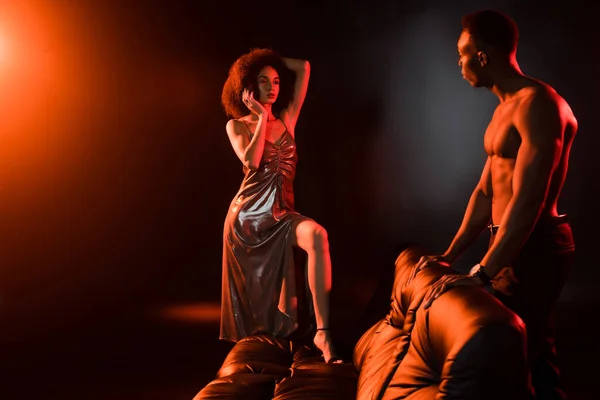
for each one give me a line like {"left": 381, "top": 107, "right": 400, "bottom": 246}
{"left": 442, "top": 156, "right": 493, "bottom": 263}
{"left": 480, "top": 93, "right": 563, "bottom": 277}
{"left": 414, "top": 157, "right": 492, "bottom": 274}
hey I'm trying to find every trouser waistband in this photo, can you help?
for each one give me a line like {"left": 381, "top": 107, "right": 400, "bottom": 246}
{"left": 488, "top": 214, "right": 569, "bottom": 235}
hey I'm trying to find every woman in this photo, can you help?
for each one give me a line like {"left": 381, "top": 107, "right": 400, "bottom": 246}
{"left": 220, "top": 48, "right": 341, "bottom": 363}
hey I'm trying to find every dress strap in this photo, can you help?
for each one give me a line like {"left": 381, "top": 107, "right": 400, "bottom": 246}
{"left": 279, "top": 118, "right": 289, "bottom": 133}
{"left": 240, "top": 119, "right": 253, "bottom": 140}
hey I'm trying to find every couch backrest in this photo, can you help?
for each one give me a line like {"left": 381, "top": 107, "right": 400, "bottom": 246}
{"left": 354, "top": 246, "right": 530, "bottom": 400}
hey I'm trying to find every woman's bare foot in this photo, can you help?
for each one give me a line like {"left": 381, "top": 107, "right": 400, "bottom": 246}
{"left": 313, "top": 329, "right": 343, "bottom": 364}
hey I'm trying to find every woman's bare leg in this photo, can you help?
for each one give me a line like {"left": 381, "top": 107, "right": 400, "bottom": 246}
{"left": 292, "top": 219, "right": 341, "bottom": 363}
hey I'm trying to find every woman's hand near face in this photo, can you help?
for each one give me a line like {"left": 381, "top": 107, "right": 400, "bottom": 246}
{"left": 242, "top": 89, "right": 267, "bottom": 117}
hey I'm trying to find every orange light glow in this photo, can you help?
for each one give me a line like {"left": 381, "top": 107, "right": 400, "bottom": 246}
{"left": 0, "top": 31, "right": 5, "bottom": 65}
{"left": 0, "top": 0, "right": 128, "bottom": 293}
{"left": 156, "top": 302, "right": 221, "bottom": 323}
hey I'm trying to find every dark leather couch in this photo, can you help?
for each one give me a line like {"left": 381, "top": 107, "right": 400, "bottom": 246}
{"left": 193, "top": 335, "right": 358, "bottom": 399}
{"left": 354, "top": 245, "right": 531, "bottom": 399}
{"left": 194, "top": 245, "right": 531, "bottom": 399}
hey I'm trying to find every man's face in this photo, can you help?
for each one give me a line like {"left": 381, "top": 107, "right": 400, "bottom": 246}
{"left": 457, "top": 30, "right": 486, "bottom": 87}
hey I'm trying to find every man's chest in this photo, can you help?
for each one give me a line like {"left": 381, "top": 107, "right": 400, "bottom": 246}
{"left": 483, "top": 105, "right": 522, "bottom": 158}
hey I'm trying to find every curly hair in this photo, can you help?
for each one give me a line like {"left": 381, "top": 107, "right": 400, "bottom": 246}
{"left": 461, "top": 10, "right": 519, "bottom": 54}
{"left": 221, "top": 48, "right": 295, "bottom": 119}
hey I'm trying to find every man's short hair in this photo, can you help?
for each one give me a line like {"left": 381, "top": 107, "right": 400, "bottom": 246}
{"left": 461, "top": 10, "right": 519, "bottom": 54}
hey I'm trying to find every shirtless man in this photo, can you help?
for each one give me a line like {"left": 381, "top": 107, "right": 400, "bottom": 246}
{"left": 415, "top": 10, "right": 577, "bottom": 400}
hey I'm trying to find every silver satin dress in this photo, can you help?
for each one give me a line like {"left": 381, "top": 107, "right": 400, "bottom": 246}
{"left": 220, "top": 124, "right": 312, "bottom": 342}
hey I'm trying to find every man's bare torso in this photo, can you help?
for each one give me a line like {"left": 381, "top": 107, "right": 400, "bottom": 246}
{"left": 483, "top": 81, "right": 577, "bottom": 225}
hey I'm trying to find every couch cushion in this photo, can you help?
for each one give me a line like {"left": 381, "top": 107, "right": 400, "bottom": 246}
{"left": 196, "top": 335, "right": 359, "bottom": 399}
{"left": 274, "top": 374, "right": 357, "bottom": 400}
{"left": 271, "top": 342, "right": 358, "bottom": 399}
{"left": 194, "top": 374, "right": 278, "bottom": 400}
{"left": 353, "top": 320, "right": 405, "bottom": 399}
{"left": 215, "top": 335, "right": 293, "bottom": 378}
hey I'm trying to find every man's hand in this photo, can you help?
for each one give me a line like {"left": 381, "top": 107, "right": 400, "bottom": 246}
{"left": 423, "top": 274, "right": 484, "bottom": 309}
{"left": 407, "top": 255, "right": 450, "bottom": 285}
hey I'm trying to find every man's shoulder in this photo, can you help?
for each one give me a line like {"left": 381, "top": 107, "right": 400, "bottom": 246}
{"left": 516, "top": 84, "right": 567, "bottom": 118}
{"left": 514, "top": 82, "right": 576, "bottom": 138}
{"left": 520, "top": 79, "right": 570, "bottom": 109}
